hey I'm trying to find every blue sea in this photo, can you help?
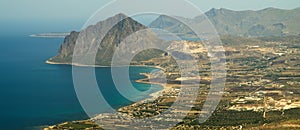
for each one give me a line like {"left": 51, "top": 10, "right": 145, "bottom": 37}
{"left": 0, "top": 35, "right": 162, "bottom": 129}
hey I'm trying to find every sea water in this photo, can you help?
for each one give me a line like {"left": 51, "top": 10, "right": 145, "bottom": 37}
{"left": 0, "top": 35, "right": 162, "bottom": 129}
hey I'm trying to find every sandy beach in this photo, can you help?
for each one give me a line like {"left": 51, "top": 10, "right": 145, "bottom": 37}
{"left": 130, "top": 72, "right": 173, "bottom": 107}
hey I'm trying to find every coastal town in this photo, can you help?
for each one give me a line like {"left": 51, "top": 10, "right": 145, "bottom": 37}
{"left": 45, "top": 35, "right": 300, "bottom": 129}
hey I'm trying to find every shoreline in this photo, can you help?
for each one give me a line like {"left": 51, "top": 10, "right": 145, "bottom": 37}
{"left": 46, "top": 60, "right": 165, "bottom": 70}
{"left": 46, "top": 59, "right": 167, "bottom": 105}
{"left": 46, "top": 60, "right": 167, "bottom": 100}
{"left": 127, "top": 72, "right": 170, "bottom": 108}
{"left": 44, "top": 60, "right": 169, "bottom": 129}
{"left": 45, "top": 60, "right": 110, "bottom": 67}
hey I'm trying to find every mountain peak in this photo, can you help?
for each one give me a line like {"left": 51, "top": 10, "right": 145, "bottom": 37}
{"left": 206, "top": 8, "right": 219, "bottom": 17}
{"left": 258, "top": 7, "right": 284, "bottom": 12}
{"left": 113, "top": 13, "right": 128, "bottom": 19}
{"left": 149, "top": 14, "right": 179, "bottom": 29}
{"left": 48, "top": 12, "right": 163, "bottom": 66}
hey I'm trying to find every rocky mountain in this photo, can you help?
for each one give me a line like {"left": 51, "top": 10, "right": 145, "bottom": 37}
{"left": 149, "top": 7, "right": 300, "bottom": 37}
{"left": 48, "top": 7, "right": 300, "bottom": 66}
{"left": 47, "top": 13, "right": 164, "bottom": 66}
{"left": 149, "top": 15, "right": 194, "bottom": 35}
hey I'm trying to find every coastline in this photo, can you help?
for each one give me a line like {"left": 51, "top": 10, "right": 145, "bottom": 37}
{"left": 46, "top": 60, "right": 165, "bottom": 70}
{"left": 45, "top": 60, "right": 110, "bottom": 67}
{"left": 44, "top": 60, "right": 169, "bottom": 129}
{"left": 127, "top": 72, "right": 170, "bottom": 108}
{"left": 46, "top": 59, "right": 167, "bottom": 102}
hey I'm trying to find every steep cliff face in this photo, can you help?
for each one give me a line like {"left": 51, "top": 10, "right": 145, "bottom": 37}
{"left": 48, "top": 13, "right": 126, "bottom": 64}
{"left": 94, "top": 16, "right": 148, "bottom": 65}
{"left": 47, "top": 31, "right": 79, "bottom": 63}
{"left": 47, "top": 13, "right": 164, "bottom": 66}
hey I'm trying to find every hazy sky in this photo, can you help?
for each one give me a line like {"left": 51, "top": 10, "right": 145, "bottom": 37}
{"left": 1, "top": 0, "right": 299, "bottom": 21}
{"left": 0, "top": 0, "right": 299, "bottom": 35}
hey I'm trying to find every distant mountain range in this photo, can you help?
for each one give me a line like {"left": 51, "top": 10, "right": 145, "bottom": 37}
{"left": 150, "top": 7, "right": 300, "bottom": 37}
{"left": 47, "top": 7, "right": 300, "bottom": 65}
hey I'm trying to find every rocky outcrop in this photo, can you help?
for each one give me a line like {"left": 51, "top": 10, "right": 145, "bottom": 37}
{"left": 47, "top": 13, "right": 163, "bottom": 66}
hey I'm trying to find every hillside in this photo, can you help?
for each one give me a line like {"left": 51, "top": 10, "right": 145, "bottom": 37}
{"left": 47, "top": 13, "right": 163, "bottom": 66}
{"left": 150, "top": 7, "right": 300, "bottom": 37}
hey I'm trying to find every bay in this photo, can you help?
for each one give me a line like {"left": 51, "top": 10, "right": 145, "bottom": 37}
{"left": 0, "top": 35, "right": 162, "bottom": 129}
